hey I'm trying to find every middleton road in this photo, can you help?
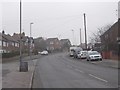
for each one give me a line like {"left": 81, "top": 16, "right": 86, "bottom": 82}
{"left": 32, "top": 53, "right": 118, "bottom": 88}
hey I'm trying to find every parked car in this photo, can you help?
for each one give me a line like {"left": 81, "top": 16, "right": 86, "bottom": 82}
{"left": 40, "top": 50, "right": 48, "bottom": 55}
{"left": 69, "top": 49, "right": 74, "bottom": 57}
{"left": 69, "top": 46, "right": 83, "bottom": 58}
{"left": 77, "top": 51, "right": 87, "bottom": 59}
{"left": 86, "top": 51, "right": 102, "bottom": 61}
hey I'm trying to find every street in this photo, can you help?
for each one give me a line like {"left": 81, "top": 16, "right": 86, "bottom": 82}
{"left": 32, "top": 53, "right": 118, "bottom": 88}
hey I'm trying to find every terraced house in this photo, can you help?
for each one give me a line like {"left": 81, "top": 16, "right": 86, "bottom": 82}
{"left": 1, "top": 31, "right": 35, "bottom": 55}
{"left": 1, "top": 31, "right": 19, "bottom": 53}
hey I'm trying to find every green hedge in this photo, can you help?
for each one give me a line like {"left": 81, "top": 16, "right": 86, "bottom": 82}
{"left": 2, "top": 51, "right": 20, "bottom": 58}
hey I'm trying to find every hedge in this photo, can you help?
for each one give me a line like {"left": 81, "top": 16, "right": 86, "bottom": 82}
{"left": 2, "top": 51, "right": 20, "bottom": 58}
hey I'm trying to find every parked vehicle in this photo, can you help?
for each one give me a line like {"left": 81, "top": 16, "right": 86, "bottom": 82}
{"left": 69, "top": 48, "right": 75, "bottom": 57}
{"left": 40, "top": 50, "right": 48, "bottom": 55}
{"left": 86, "top": 51, "right": 102, "bottom": 61}
{"left": 77, "top": 51, "right": 87, "bottom": 59}
{"left": 69, "top": 46, "right": 83, "bottom": 57}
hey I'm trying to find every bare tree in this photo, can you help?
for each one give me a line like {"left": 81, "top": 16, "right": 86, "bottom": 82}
{"left": 89, "top": 24, "right": 112, "bottom": 44}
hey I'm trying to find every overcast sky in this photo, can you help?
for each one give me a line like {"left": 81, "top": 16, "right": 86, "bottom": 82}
{"left": 1, "top": 0, "right": 119, "bottom": 45}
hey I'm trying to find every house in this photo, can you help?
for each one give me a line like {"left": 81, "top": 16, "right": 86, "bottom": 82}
{"left": 100, "top": 21, "right": 118, "bottom": 60}
{"left": 34, "top": 37, "right": 47, "bottom": 52}
{"left": 12, "top": 32, "right": 34, "bottom": 53}
{"left": 46, "top": 38, "right": 61, "bottom": 52}
{"left": 60, "top": 39, "right": 71, "bottom": 51}
{"left": 1, "top": 31, "right": 19, "bottom": 53}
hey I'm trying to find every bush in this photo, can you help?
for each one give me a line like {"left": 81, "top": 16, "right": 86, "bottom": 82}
{"left": 2, "top": 51, "right": 20, "bottom": 58}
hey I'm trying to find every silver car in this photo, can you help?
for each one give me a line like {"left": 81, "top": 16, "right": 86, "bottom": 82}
{"left": 87, "top": 51, "right": 102, "bottom": 61}
{"left": 77, "top": 51, "right": 87, "bottom": 59}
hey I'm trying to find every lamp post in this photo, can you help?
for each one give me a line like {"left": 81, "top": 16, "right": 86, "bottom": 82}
{"left": 19, "top": 0, "right": 22, "bottom": 71}
{"left": 19, "top": 0, "right": 28, "bottom": 72}
{"left": 80, "top": 28, "right": 82, "bottom": 46}
{"left": 30, "top": 22, "right": 34, "bottom": 59}
{"left": 71, "top": 29, "right": 74, "bottom": 46}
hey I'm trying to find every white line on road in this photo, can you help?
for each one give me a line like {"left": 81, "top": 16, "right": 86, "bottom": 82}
{"left": 88, "top": 74, "right": 108, "bottom": 83}
{"left": 75, "top": 68, "right": 84, "bottom": 73}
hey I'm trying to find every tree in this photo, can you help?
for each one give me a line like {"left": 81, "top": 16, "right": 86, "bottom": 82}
{"left": 89, "top": 24, "right": 112, "bottom": 44}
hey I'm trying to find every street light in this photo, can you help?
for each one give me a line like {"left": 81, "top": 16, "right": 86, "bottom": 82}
{"left": 71, "top": 29, "right": 74, "bottom": 46}
{"left": 19, "top": 0, "right": 22, "bottom": 72}
{"left": 79, "top": 28, "right": 82, "bottom": 46}
{"left": 30, "top": 22, "right": 34, "bottom": 59}
{"left": 19, "top": 0, "right": 28, "bottom": 72}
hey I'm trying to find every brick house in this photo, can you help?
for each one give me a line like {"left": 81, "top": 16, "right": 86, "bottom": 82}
{"left": 46, "top": 38, "right": 61, "bottom": 52}
{"left": 60, "top": 39, "right": 71, "bottom": 51}
{"left": 12, "top": 32, "right": 34, "bottom": 53}
{"left": 100, "top": 21, "right": 118, "bottom": 60}
{"left": 34, "top": 37, "right": 47, "bottom": 52}
{"left": 1, "top": 31, "right": 19, "bottom": 53}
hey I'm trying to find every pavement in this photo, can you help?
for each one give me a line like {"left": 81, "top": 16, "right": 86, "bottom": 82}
{"left": 89, "top": 59, "right": 119, "bottom": 69}
{"left": 2, "top": 55, "right": 40, "bottom": 88}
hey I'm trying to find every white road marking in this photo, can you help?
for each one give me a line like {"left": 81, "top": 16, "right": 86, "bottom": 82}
{"left": 88, "top": 74, "right": 108, "bottom": 83}
{"left": 75, "top": 68, "right": 84, "bottom": 73}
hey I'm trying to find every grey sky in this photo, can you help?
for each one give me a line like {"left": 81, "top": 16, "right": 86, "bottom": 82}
{"left": 2, "top": 0, "right": 119, "bottom": 45}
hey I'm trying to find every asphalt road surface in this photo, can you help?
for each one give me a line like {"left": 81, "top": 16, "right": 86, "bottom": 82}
{"left": 32, "top": 53, "right": 118, "bottom": 88}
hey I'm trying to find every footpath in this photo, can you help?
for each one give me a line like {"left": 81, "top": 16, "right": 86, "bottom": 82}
{"left": 2, "top": 55, "right": 40, "bottom": 89}
{"left": 90, "top": 59, "right": 119, "bottom": 69}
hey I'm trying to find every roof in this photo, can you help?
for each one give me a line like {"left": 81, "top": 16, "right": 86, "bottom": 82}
{"left": 2, "top": 33, "right": 18, "bottom": 42}
{"left": 12, "top": 33, "right": 30, "bottom": 42}
{"left": 46, "top": 38, "right": 59, "bottom": 42}
{"left": 100, "top": 21, "right": 118, "bottom": 37}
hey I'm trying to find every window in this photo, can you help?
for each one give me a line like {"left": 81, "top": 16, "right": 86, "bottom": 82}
{"left": 0, "top": 40, "right": 2, "bottom": 46}
{"left": 50, "top": 41, "right": 53, "bottom": 44}
{"left": 7, "top": 42, "right": 9, "bottom": 47}
{"left": 3, "top": 41, "right": 6, "bottom": 47}
{"left": 12, "top": 42, "right": 14, "bottom": 46}
{"left": 15, "top": 43, "right": 18, "bottom": 47}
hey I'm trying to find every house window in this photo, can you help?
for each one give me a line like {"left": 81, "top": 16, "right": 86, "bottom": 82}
{"left": 7, "top": 42, "right": 9, "bottom": 47}
{"left": 3, "top": 41, "right": 6, "bottom": 47}
{"left": 15, "top": 43, "right": 18, "bottom": 47}
{"left": 0, "top": 40, "right": 2, "bottom": 46}
{"left": 12, "top": 42, "right": 14, "bottom": 46}
{"left": 17, "top": 43, "right": 19, "bottom": 47}
{"left": 50, "top": 41, "right": 53, "bottom": 44}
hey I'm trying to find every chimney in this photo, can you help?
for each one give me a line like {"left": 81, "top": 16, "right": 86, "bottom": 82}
{"left": 2, "top": 30, "right": 5, "bottom": 34}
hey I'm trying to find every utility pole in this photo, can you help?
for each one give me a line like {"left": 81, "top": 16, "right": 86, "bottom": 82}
{"left": 19, "top": 0, "right": 22, "bottom": 72}
{"left": 71, "top": 29, "right": 74, "bottom": 46}
{"left": 84, "top": 13, "right": 87, "bottom": 50}
{"left": 80, "top": 28, "right": 82, "bottom": 46}
{"left": 19, "top": 0, "right": 28, "bottom": 72}
{"left": 30, "top": 22, "right": 34, "bottom": 59}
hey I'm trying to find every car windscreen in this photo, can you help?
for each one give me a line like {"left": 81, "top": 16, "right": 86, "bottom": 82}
{"left": 89, "top": 52, "right": 99, "bottom": 55}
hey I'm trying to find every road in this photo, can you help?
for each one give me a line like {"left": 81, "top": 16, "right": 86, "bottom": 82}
{"left": 32, "top": 53, "right": 118, "bottom": 88}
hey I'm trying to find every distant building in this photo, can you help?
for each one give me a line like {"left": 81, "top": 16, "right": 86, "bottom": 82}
{"left": 60, "top": 39, "right": 71, "bottom": 51}
{"left": 12, "top": 32, "right": 34, "bottom": 53}
{"left": 34, "top": 37, "right": 47, "bottom": 52}
{"left": 100, "top": 21, "right": 118, "bottom": 60}
{"left": 46, "top": 38, "right": 61, "bottom": 52}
